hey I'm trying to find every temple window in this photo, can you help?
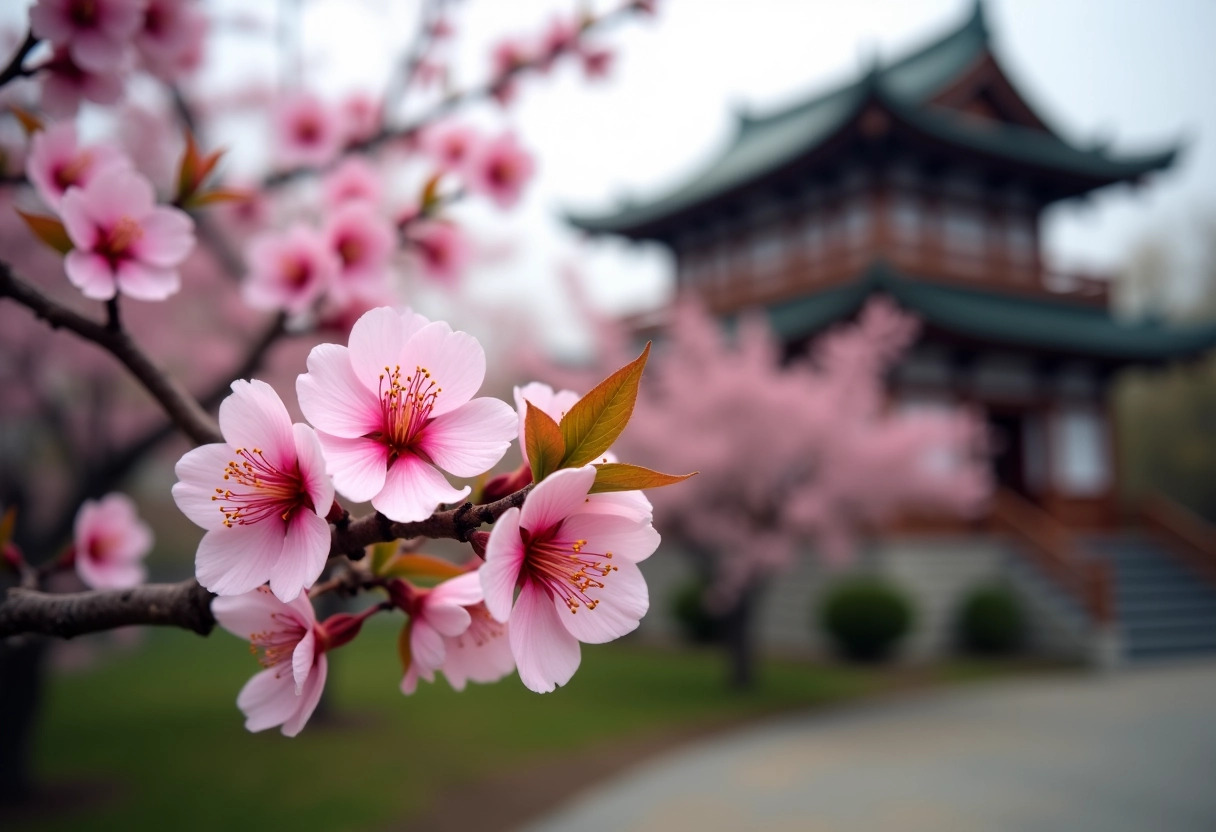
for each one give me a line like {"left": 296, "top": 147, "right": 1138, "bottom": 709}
{"left": 843, "top": 198, "right": 872, "bottom": 244}
{"left": 1006, "top": 216, "right": 1035, "bottom": 263}
{"left": 942, "top": 202, "right": 987, "bottom": 254}
{"left": 889, "top": 193, "right": 921, "bottom": 243}
{"left": 1051, "top": 407, "right": 1110, "bottom": 496}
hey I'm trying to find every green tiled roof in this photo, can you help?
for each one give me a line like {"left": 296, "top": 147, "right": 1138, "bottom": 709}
{"left": 764, "top": 265, "right": 1216, "bottom": 363}
{"left": 568, "top": 3, "right": 1177, "bottom": 237}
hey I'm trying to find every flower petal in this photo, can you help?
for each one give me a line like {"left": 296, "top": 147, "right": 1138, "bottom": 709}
{"left": 268, "top": 510, "right": 330, "bottom": 602}
{"left": 115, "top": 260, "right": 179, "bottom": 301}
{"left": 281, "top": 654, "right": 327, "bottom": 737}
{"left": 556, "top": 558, "right": 648, "bottom": 644}
{"left": 410, "top": 619, "right": 446, "bottom": 677}
{"left": 293, "top": 423, "right": 335, "bottom": 517}
{"left": 510, "top": 582, "right": 581, "bottom": 694}
{"left": 519, "top": 466, "right": 596, "bottom": 533}
{"left": 172, "top": 443, "right": 235, "bottom": 530}
{"left": 430, "top": 571, "right": 484, "bottom": 609}
{"left": 65, "top": 251, "right": 116, "bottom": 300}
{"left": 480, "top": 507, "right": 523, "bottom": 622}
{"left": 372, "top": 452, "right": 469, "bottom": 523}
{"left": 315, "top": 432, "right": 388, "bottom": 504}
{"left": 417, "top": 397, "right": 516, "bottom": 478}
{"left": 347, "top": 306, "right": 410, "bottom": 393}
{"left": 236, "top": 666, "right": 299, "bottom": 733}
{"left": 212, "top": 587, "right": 285, "bottom": 639}
{"left": 400, "top": 322, "right": 486, "bottom": 417}
{"left": 195, "top": 520, "right": 284, "bottom": 597}
{"left": 136, "top": 206, "right": 195, "bottom": 267}
{"left": 297, "top": 343, "right": 381, "bottom": 438}
{"left": 291, "top": 628, "right": 316, "bottom": 694}
{"left": 557, "top": 513, "right": 661, "bottom": 564}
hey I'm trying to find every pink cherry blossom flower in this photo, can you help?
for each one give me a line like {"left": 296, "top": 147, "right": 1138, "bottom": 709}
{"left": 72, "top": 492, "right": 152, "bottom": 590}
{"left": 405, "top": 221, "right": 469, "bottom": 287}
{"left": 212, "top": 587, "right": 327, "bottom": 737}
{"left": 321, "top": 156, "right": 382, "bottom": 208}
{"left": 323, "top": 202, "right": 393, "bottom": 303}
{"left": 243, "top": 225, "right": 340, "bottom": 315}
{"left": 467, "top": 132, "right": 534, "bottom": 210}
{"left": 481, "top": 466, "right": 659, "bottom": 693}
{"left": 579, "top": 44, "right": 614, "bottom": 80}
{"left": 539, "top": 16, "right": 580, "bottom": 71}
{"left": 421, "top": 121, "right": 480, "bottom": 175}
{"left": 135, "top": 0, "right": 208, "bottom": 81}
{"left": 26, "top": 121, "right": 132, "bottom": 209}
{"left": 172, "top": 379, "right": 335, "bottom": 602}
{"left": 339, "top": 91, "right": 382, "bottom": 145}
{"left": 30, "top": 0, "right": 144, "bottom": 74}
{"left": 489, "top": 38, "right": 532, "bottom": 106}
{"left": 399, "top": 571, "right": 514, "bottom": 694}
{"left": 296, "top": 306, "right": 517, "bottom": 523}
{"left": 39, "top": 47, "right": 126, "bottom": 118}
{"left": 60, "top": 166, "right": 196, "bottom": 301}
{"left": 272, "top": 93, "right": 340, "bottom": 168}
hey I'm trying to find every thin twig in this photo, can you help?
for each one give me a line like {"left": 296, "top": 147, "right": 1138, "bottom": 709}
{"left": 0, "top": 32, "right": 39, "bottom": 90}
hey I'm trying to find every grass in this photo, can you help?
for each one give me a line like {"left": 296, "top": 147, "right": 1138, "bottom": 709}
{"left": 20, "top": 623, "right": 1039, "bottom": 832}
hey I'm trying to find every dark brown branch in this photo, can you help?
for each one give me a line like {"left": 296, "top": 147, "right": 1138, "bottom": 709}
{"left": 0, "top": 579, "right": 216, "bottom": 639}
{"left": 2, "top": 484, "right": 533, "bottom": 639}
{"left": 0, "top": 32, "right": 39, "bottom": 90}
{"left": 0, "top": 262, "right": 221, "bottom": 446}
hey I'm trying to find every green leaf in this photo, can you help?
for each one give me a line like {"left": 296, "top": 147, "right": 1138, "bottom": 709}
{"left": 589, "top": 462, "right": 697, "bottom": 494}
{"left": 525, "top": 400, "right": 565, "bottom": 481}
{"left": 369, "top": 541, "right": 399, "bottom": 575}
{"left": 380, "top": 553, "right": 465, "bottom": 582}
{"left": 559, "top": 342, "right": 651, "bottom": 469}
{"left": 16, "top": 210, "right": 72, "bottom": 255}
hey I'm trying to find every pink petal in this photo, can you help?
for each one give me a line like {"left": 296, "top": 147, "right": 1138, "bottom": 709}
{"left": 372, "top": 452, "right": 470, "bottom": 523}
{"left": 401, "top": 663, "right": 422, "bottom": 695}
{"left": 481, "top": 507, "right": 523, "bottom": 622}
{"left": 76, "top": 557, "right": 145, "bottom": 590}
{"left": 510, "top": 582, "right": 581, "bottom": 694}
{"left": 136, "top": 206, "right": 195, "bottom": 267}
{"left": 267, "top": 511, "right": 330, "bottom": 602}
{"left": 291, "top": 628, "right": 316, "bottom": 694}
{"left": 556, "top": 558, "right": 648, "bottom": 645}
{"left": 430, "top": 571, "right": 484, "bottom": 608}
{"left": 218, "top": 380, "right": 296, "bottom": 470}
{"left": 212, "top": 588, "right": 287, "bottom": 639}
{"left": 442, "top": 622, "right": 515, "bottom": 690}
{"left": 347, "top": 306, "right": 409, "bottom": 391}
{"left": 58, "top": 186, "right": 98, "bottom": 248}
{"left": 417, "top": 397, "right": 516, "bottom": 478}
{"left": 400, "top": 322, "right": 486, "bottom": 417}
{"left": 292, "top": 423, "right": 335, "bottom": 517}
{"left": 172, "top": 443, "right": 237, "bottom": 530}
{"left": 315, "top": 433, "right": 388, "bottom": 503}
{"left": 237, "top": 666, "right": 299, "bottom": 733}
{"left": 89, "top": 167, "right": 156, "bottom": 223}
{"left": 115, "top": 260, "right": 179, "bottom": 301}
{"left": 584, "top": 490, "right": 653, "bottom": 523}
{"left": 519, "top": 467, "right": 596, "bottom": 533}
{"left": 29, "top": 2, "right": 73, "bottom": 42}
{"left": 71, "top": 30, "right": 125, "bottom": 73}
{"left": 426, "top": 600, "right": 472, "bottom": 638}
{"left": 410, "top": 619, "right": 446, "bottom": 677}
{"left": 557, "top": 513, "right": 661, "bottom": 564}
{"left": 281, "top": 654, "right": 327, "bottom": 737}
{"left": 297, "top": 344, "right": 381, "bottom": 438}
{"left": 195, "top": 520, "right": 285, "bottom": 597}
{"left": 64, "top": 251, "right": 116, "bottom": 300}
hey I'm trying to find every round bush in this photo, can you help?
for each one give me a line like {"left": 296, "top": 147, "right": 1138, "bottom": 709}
{"left": 671, "top": 579, "right": 723, "bottom": 644}
{"left": 818, "top": 577, "right": 914, "bottom": 662}
{"left": 957, "top": 585, "right": 1025, "bottom": 655}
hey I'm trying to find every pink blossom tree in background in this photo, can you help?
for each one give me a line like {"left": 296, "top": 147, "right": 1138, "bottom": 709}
{"left": 540, "top": 296, "right": 991, "bottom": 687}
{"left": 0, "top": 0, "right": 680, "bottom": 805}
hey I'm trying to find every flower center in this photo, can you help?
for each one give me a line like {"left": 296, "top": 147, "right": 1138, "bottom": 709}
{"left": 249, "top": 612, "right": 306, "bottom": 670}
{"left": 70, "top": 0, "right": 99, "bottom": 28}
{"left": 336, "top": 235, "right": 363, "bottom": 268}
{"left": 281, "top": 254, "right": 313, "bottom": 289}
{"left": 96, "top": 216, "right": 143, "bottom": 265}
{"left": 53, "top": 151, "right": 93, "bottom": 193}
{"left": 295, "top": 117, "right": 322, "bottom": 146}
{"left": 376, "top": 365, "right": 440, "bottom": 454}
{"left": 523, "top": 527, "right": 617, "bottom": 614}
{"left": 453, "top": 603, "right": 506, "bottom": 649}
{"left": 212, "top": 447, "right": 312, "bottom": 527}
{"left": 487, "top": 159, "right": 515, "bottom": 188}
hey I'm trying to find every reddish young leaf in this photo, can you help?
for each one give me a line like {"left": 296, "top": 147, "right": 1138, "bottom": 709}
{"left": 525, "top": 400, "right": 565, "bottom": 481}
{"left": 16, "top": 210, "right": 72, "bottom": 255}
{"left": 9, "top": 106, "right": 43, "bottom": 136}
{"left": 397, "top": 621, "right": 413, "bottom": 673}
{"left": 559, "top": 342, "right": 651, "bottom": 469}
{"left": 186, "top": 186, "right": 251, "bottom": 208}
{"left": 589, "top": 462, "right": 696, "bottom": 494}
{"left": 420, "top": 171, "right": 444, "bottom": 213}
{"left": 380, "top": 553, "right": 466, "bottom": 582}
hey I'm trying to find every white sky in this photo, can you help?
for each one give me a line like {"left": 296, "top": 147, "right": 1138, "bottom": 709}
{"left": 8, "top": 0, "right": 1215, "bottom": 352}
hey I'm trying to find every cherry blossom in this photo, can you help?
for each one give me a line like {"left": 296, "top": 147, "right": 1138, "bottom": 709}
{"left": 321, "top": 157, "right": 383, "bottom": 209}
{"left": 489, "top": 38, "right": 532, "bottom": 106}
{"left": 323, "top": 202, "right": 394, "bottom": 303}
{"left": 72, "top": 492, "right": 152, "bottom": 590}
{"left": 243, "top": 225, "right": 340, "bottom": 315}
{"left": 29, "top": 0, "right": 144, "bottom": 74}
{"left": 60, "top": 166, "right": 196, "bottom": 301}
{"left": 39, "top": 47, "right": 126, "bottom": 117}
{"left": 135, "top": 0, "right": 208, "bottom": 81}
{"left": 421, "top": 121, "right": 481, "bottom": 176}
{"left": 468, "top": 132, "right": 534, "bottom": 209}
{"left": 172, "top": 380, "right": 335, "bottom": 602}
{"left": 406, "top": 220, "right": 469, "bottom": 287}
{"left": 26, "top": 122, "right": 132, "bottom": 210}
{"left": 399, "top": 572, "right": 514, "bottom": 694}
{"left": 296, "top": 306, "right": 516, "bottom": 523}
{"left": 481, "top": 466, "right": 659, "bottom": 693}
{"left": 212, "top": 587, "right": 327, "bottom": 737}
{"left": 272, "top": 93, "right": 341, "bottom": 168}
{"left": 339, "top": 91, "right": 382, "bottom": 145}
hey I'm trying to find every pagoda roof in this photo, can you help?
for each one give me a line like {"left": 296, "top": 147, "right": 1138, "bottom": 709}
{"left": 764, "top": 264, "right": 1216, "bottom": 364}
{"left": 568, "top": 3, "right": 1178, "bottom": 238}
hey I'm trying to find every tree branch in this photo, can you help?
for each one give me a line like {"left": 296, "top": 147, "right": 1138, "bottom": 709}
{"left": 0, "top": 261, "right": 221, "bottom": 446}
{"left": 0, "top": 32, "right": 39, "bottom": 90}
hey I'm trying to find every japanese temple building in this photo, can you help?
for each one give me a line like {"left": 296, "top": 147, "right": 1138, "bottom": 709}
{"left": 569, "top": 3, "right": 1216, "bottom": 662}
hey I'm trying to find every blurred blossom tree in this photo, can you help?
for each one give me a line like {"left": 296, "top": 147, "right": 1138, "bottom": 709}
{"left": 0, "top": 0, "right": 684, "bottom": 805}
{"left": 546, "top": 297, "right": 991, "bottom": 688}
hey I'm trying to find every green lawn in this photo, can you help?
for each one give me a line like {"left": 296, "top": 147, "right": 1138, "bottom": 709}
{"left": 22, "top": 623, "right": 1036, "bottom": 831}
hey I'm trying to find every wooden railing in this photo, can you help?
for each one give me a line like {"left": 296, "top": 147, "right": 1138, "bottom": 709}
{"left": 1141, "top": 494, "right": 1216, "bottom": 589}
{"left": 991, "top": 488, "right": 1114, "bottom": 624}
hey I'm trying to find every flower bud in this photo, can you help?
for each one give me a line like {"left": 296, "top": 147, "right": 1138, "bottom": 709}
{"left": 468, "top": 531, "right": 490, "bottom": 560}
{"left": 316, "top": 612, "right": 365, "bottom": 652}
{"left": 481, "top": 463, "right": 532, "bottom": 503}
{"left": 386, "top": 578, "right": 419, "bottom": 614}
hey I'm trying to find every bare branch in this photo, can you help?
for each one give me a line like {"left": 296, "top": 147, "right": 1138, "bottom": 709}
{"left": 0, "top": 32, "right": 39, "bottom": 90}
{"left": 0, "top": 579, "right": 216, "bottom": 639}
{"left": 0, "top": 261, "right": 221, "bottom": 446}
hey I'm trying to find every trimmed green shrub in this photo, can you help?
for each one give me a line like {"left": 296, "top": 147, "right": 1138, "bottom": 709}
{"left": 957, "top": 584, "right": 1025, "bottom": 655}
{"left": 671, "top": 579, "right": 723, "bottom": 644}
{"left": 819, "top": 577, "right": 914, "bottom": 662}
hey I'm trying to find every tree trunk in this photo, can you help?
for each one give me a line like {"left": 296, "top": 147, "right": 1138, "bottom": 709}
{"left": 721, "top": 582, "right": 762, "bottom": 690}
{"left": 0, "top": 638, "right": 46, "bottom": 805}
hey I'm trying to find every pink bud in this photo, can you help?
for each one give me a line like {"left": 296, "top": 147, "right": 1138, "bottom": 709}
{"left": 468, "top": 531, "right": 490, "bottom": 560}
{"left": 316, "top": 612, "right": 365, "bottom": 652}
{"left": 481, "top": 463, "right": 532, "bottom": 503}
{"left": 2, "top": 543, "right": 25, "bottom": 573}
{"left": 387, "top": 578, "right": 419, "bottom": 614}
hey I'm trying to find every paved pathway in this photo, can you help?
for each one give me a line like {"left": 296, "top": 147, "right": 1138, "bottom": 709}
{"left": 524, "top": 662, "right": 1216, "bottom": 832}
